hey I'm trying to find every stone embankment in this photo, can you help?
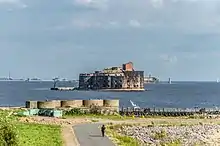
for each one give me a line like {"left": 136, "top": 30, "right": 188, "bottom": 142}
{"left": 116, "top": 124, "right": 220, "bottom": 145}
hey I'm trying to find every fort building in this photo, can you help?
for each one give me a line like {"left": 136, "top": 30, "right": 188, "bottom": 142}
{"left": 78, "top": 62, "right": 144, "bottom": 91}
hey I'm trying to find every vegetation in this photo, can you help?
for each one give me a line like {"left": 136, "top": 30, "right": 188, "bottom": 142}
{"left": 63, "top": 107, "right": 132, "bottom": 120}
{"left": 106, "top": 125, "right": 140, "bottom": 146}
{"left": 91, "top": 119, "right": 99, "bottom": 122}
{"left": 0, "top": 109, "right": 63, "bottom": 146}
{"left": 160, "top": 139, "right": 181, "bottom": 146}
{"left": 153, "top": 130, "right": 167, "bottom": 140}
{"left": 17, "top": 123, "right": 62, "bottom": 146}
{"left": 0, "top": 116, "right": 18, "bottom": 146}
{"left": 107, "top": 123, "right": 183, "bottom": 146}
{"left": 188, "top": 115, "right": 206, "bottom": 119}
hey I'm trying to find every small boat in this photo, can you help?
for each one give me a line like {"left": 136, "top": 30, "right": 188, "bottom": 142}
{"left": 25, "top": 78, "right": 30, "bottom": 82}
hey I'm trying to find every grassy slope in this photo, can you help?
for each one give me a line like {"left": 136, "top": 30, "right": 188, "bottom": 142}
{"left": 17, "top": 123, "right": 63, "bottom": 146}
{"left": 0, "top": 110, "right": 63, "bottom": 146}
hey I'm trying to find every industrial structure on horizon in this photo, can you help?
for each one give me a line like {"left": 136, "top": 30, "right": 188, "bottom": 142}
{"left": 144, "top": 74, "right": 159, "bottom": 84}
{"left": 78, "top": 62, "right": 144, "bottom": 91}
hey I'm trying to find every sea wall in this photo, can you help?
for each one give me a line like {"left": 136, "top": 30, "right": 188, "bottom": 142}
{"left": 26, "top": 99, "right": 120, "bottom": 112}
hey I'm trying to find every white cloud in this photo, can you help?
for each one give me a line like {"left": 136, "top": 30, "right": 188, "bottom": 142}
{"left": 129, "top": 20, "right": 141, "bottom": 28}
{"left": 106, "top": 21, "right": 120, "bottom": 28}
{"left": 159, "top": 54, "right": 177, "bottom": 63}
{"left": 52, "top": 0, "right": 220, "bottom": 34}
{"left": 0, "top": 0, "right": 19, "bottom": 3}
{"left": 73, "top": 0, "right": 108, "bottom": 10}
{"left": 0, "top": 0, "right": 27, "bottom": 9}
{"left": 150, "top": 0, "right": 163, "bottom": 8}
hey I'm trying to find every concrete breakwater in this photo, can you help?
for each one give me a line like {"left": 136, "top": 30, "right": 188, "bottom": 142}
{"left": 25, "top": 99, "right": 220, "bottom": 117}
{"left": 25, "top": 99, "right": 119, "bottom": 111}
{"left": 120, "top": 107, "right": 220, "bottom": 117}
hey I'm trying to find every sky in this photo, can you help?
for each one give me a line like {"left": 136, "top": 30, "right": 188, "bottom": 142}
{"left": 0, "top": 0, "right": 220, "bottom": 81}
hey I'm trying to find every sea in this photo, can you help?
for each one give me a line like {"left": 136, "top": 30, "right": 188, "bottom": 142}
{"left": 0, "top": 81, "right": 220, "bottom": 108}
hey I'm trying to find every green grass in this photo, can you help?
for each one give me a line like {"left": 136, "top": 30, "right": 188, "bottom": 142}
{"left": 63, "top": 114, "right": 134, "bottom": 120}
{"left": 0, "top": 110, "right": 63, "bottom": 146}
{"left": 153, "top": 130, "right": 167, "bottom": 140}
{"left": 160, "top": 139, "right": 181, "bottom": 146}
{"left": 91, "top": 119, "right": 99, "bottom": 122}
{"left": 16, "top": 123, "right": 63, "bottom": 146}
{"left": 106, "top": 124, "right": 140, "bottom": 146}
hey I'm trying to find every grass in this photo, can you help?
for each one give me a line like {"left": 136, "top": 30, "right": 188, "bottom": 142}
{"left": 0, "top": 109, "right": 63, "bottom": 146}
{"left": 63, "top": 114, "right": 134, "bottom": 120}
{"left": 106, "top": 125, "right": 140, "bottom": 146}
{"left": 106, "top": 124, "right": 183, "bottom": 146}
{"left": 91, "top": 119, "right": 99, "bottom": 122}
{"left": 160, "top": 139, "right": 181, "bottom": 146}
{"left": 16, "top": 123, "right": 63, "bottom": 146}
{"left": 153, "top": 130, "right": 167, "bottom": 140}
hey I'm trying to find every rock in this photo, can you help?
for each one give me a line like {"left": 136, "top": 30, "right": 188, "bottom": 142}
{"left": 114, "top": 124, "right": 220, "bottom": 145}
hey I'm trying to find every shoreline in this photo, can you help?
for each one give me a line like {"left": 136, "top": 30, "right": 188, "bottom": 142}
{"left": 2, "top": 107, "right": 220, "bottom": 146}
{"left": 51, "top": 87, "right": 146, "bottom": 92}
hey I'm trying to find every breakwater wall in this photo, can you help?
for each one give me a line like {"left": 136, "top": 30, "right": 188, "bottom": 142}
{"left": 120, "top": 107, "right": 220, "bottom": 117}
{"left": 26, "top": 99, "right": 119, "bottom": 111}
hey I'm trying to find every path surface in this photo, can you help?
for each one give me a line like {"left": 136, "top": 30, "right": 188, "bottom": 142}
{"left": 73, "top": 123, "right": 115, "bottom": 146}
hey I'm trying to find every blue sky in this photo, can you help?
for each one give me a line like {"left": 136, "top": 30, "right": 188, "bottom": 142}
{"left": 0, "top": 0, "right": 220, "bottom": 81}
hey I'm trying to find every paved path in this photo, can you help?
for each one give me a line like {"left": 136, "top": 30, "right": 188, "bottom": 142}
{"left": 73, "top": 123, "right": 115, "bottom": 146}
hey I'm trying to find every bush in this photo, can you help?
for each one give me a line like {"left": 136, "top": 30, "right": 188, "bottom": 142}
{"left": 64, "top": 108, "right": 84, "bottom": 116}
{"left": 0, "top": 117, "right": 18, "bottom": 146}
{"left": 90, "top": 105, "right": 101, "bottom": 115}
{"left": 153, "top": 130, "right": 167, "bottom": 140}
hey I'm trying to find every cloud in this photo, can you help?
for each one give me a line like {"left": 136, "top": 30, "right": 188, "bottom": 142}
{"left": 150, "top": 0, "right": 163, "bottom": 8}
{"left": 0, "top": 0, "right": 27, "bottom": 9}
{"left": 159, "top": 54, "right": 177, "bottom": 64}
{"left": 65, "top": 0, "right": 220, "bottom": 34}
{"left": 0, "top": 0, "right": 19, "bottom": 4}
{"left": 70, "top": 19, "right": 143, "bottom": 29}
{"left": 128, "top": 20, "right": 141, "bottom": 28}
{"left": 73, "top": 0, "right": 108, "bottom": 10}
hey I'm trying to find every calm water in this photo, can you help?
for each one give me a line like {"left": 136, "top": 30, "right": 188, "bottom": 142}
{"left": 0, "top": 81, "right": 220, "bottom": 108}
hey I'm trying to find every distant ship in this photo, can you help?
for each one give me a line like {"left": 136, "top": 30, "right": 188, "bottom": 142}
{"left": 144, "top": 75, "right": 159, "bottom": 84}
{"left": 25, "top": 78, "right": 30, "bottom": 82}
{"left": 217, "top": 78, "right": 219, "bottom": 83}
{"left": 31, "top": 78, "right": 41, "bottom": 81}
{"left": 25, "top": 78, "right": 41, "bottom": 82}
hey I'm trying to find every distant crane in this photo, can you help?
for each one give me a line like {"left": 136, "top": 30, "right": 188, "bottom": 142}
{"left": 8, "top": 71, "right": 13, "bottom": 80}
{"left": 168, "top": 78, "right": 172, "bottom": 84}
{"left": 52, "top": 77, "right": 59, "bottom": 88}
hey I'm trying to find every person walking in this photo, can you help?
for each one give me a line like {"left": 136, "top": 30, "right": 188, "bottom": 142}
{"left": 101, "top": 125, "right": 106, "bottom": 137}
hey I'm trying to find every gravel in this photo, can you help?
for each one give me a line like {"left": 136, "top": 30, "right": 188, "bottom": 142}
{"left": 116, "top": 124, "right": 220, "bottom": 146}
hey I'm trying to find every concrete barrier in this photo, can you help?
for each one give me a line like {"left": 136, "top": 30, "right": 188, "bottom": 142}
{"left": 83, "top": 100, "right": 104, "bottom": 107}
{"left": 51, "top": 100, "right": 61, "bottom": 108}
{"left": 103, "top": 100, "right": 119, "bottom": 107}
{"left": 37, "top": 100, "right": 60, "bottom": 109}
{"left": 26, "top": 101, "right": 38, "bottom": 109}
{"left": 61, "top": 100, "right": 83, "bottom": 108}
